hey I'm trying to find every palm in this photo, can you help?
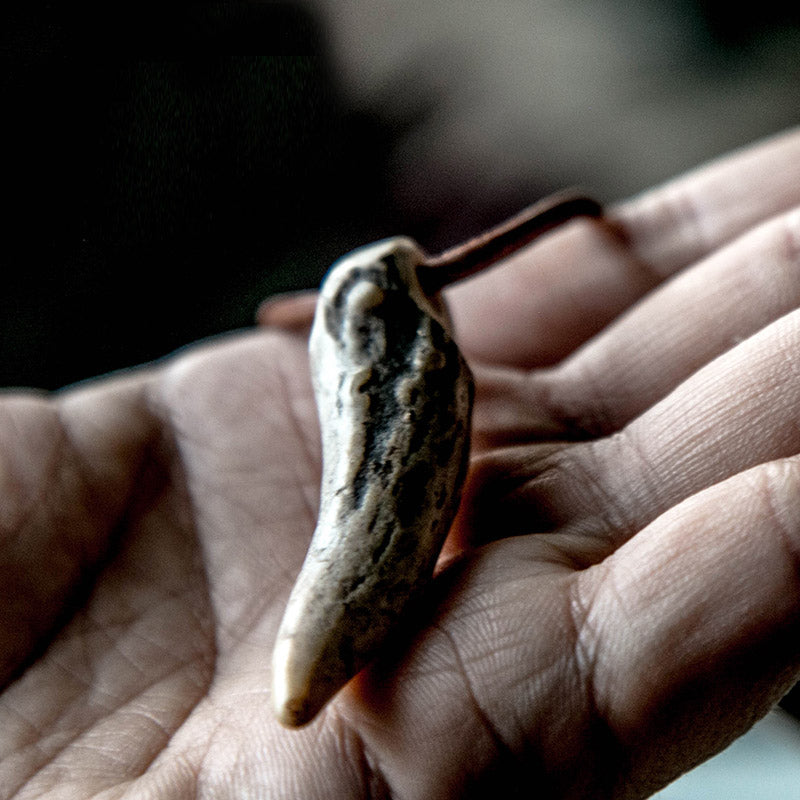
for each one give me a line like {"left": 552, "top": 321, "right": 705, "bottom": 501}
{"left": 5, "top": 130, "right": 800, "bottom": 800}
{"left": 0, "top": 322, "right": 555, "bottom": 798}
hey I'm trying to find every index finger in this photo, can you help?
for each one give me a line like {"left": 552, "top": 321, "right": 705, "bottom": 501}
{"left": 447, "top": 127, "right": 800, "bottom": 367}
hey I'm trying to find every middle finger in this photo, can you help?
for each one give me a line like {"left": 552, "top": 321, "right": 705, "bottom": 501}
{"left": 467, "top": 300, "right": 800, "bottom": 555}
{"left": 474, "top": 204, "right": 800, "bottom": 449}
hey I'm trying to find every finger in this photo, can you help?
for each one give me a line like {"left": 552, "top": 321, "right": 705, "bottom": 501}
{"left": 256, "top": 290, "right": 317, "bottom": 332}
{"left": 465, "top": 306, "right": 800, "bottom": 554}
{"left": 572, "top": 454, "right": 800, "bottom": 795}
{"left": 448, "top": 127, "right": 800, "bottom": 367}
{"left": 543, "top": 205, "right": 800, "bottom": 437}
{"left": 468, "top": 362, "right": 574, "bottom": 451}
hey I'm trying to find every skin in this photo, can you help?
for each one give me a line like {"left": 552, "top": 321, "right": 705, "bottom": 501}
{"left": 3, "top": 128, "right": 800, "bottom": 799}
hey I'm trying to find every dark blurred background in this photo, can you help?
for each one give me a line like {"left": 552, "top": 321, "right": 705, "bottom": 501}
{"left": 2, "top": 0, "right": 800, "bottom": 391}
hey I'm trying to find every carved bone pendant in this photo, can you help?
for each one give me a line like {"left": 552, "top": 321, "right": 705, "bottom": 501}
{"left": 271, "top": 191, "right": 602, "bottom": 728}
{"left": 272, "top": 238, "right": 473, "bottom": 727}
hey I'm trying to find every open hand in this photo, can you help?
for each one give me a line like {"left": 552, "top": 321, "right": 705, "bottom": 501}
{"left": 4, "top": 129, "right": 800, "bottom": 799}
